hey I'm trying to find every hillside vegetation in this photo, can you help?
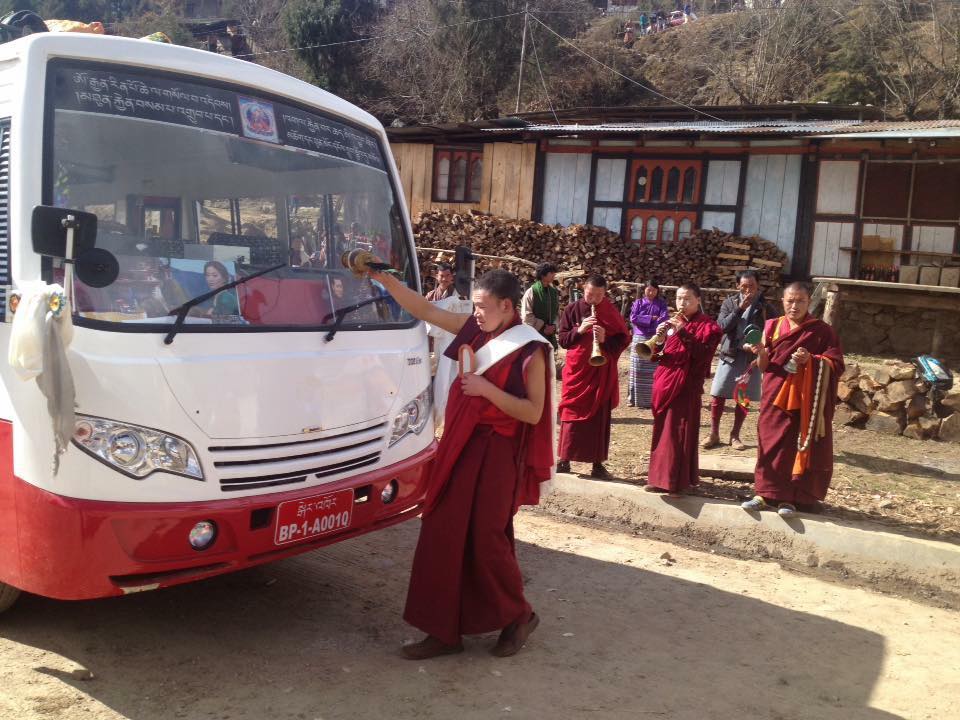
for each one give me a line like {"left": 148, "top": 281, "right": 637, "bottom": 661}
{"left": 10, "top": 0, "right": 960, "bottom": 121}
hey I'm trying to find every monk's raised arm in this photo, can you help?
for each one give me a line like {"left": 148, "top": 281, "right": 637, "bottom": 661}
{"left": 370, "top": 271, "right": 469, "bottom": 336}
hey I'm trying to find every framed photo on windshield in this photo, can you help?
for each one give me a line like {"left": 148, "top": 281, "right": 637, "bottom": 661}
{"left": 169, "top": 258, "right": 242, "bottom": 319}
{"left": 238, "top": 96, "right": 279, "bottom": 144}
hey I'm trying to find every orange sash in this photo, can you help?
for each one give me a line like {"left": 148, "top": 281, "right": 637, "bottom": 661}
{"left": 770, "top": 316, "right": 834, "bottom": 475}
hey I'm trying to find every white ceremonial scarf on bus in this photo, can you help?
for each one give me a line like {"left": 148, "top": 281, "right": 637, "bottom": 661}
{"left": 8, "top": 282, "right": 76, "bottom": 474}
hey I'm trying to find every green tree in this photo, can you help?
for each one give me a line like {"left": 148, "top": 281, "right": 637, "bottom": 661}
{"left": 281, "top": 0, "right": 379, "bottom": 98}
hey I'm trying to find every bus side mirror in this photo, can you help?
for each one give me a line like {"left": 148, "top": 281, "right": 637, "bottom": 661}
{"left": 31, "top": 205, "right": 98, "bottom": 258}
{"left": 31, "top": 206, "right": 119, "bottom": 288}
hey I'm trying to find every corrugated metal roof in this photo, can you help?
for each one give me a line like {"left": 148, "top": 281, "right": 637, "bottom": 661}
{"left": 480, "top": 119, "right": 960, "bottom": 137}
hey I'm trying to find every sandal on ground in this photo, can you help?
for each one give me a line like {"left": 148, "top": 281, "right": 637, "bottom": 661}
{"left": 777, "top": 503, "right": 798, "bottom": 518}
{"left": 741, "top": 495, "right": 767, "bottom": 511}
{"left": 701, "top": 436, "right": 722, "bottom": 450}
{"left": 401, "top": 635, "right": 464, "bottom": 660}
{"left": 492, "top": 612, "right": 540, "bottom": 658}
{"left": 729, "top": 438, "right": 747, "bottom": 451}
{"left": 643, "top": 484, "right": 668, "bottom": 493}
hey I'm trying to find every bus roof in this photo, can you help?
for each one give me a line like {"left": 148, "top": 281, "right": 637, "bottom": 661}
{"left": 0, "top": 33, "right": 384, "bottom": 138}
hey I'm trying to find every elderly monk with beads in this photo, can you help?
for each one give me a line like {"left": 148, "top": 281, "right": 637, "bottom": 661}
{"left": 644, "top": 283, "right": 722, "bottom": 496}
{"left": 741, "top": 282, "right": 844, "bottom": 517}
{"left": 556, "top": 275, "right": 631, "bottom": 480}
{"left": 368, "top": 265, "right": 554, "bottom": 661}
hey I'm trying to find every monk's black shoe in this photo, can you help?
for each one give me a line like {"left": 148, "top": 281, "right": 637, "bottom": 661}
{"left": 556, "top": 460, "right": 571, "bottom": 473}
{"left": 492, "top": 612, "right": 540, "bottom": 657}
{"left": 590, "top": 463, "right": 612, "bottom": 480}
{"left": 401, "top": 635, "right": 464, "bottom": 660}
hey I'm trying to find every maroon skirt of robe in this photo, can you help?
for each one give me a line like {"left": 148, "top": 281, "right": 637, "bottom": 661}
{"left": 557, "top": 399, "right": 613, "bottom": 464}
{"left": 647, "top": 383, "right": 703, "bottom": 492}
{"left": 403, "top": 427, "right": 531, "bottom": 646}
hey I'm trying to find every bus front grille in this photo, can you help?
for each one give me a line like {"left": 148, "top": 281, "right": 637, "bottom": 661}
{"left": 209, "top": 422, "right": 387, "bottom": 492}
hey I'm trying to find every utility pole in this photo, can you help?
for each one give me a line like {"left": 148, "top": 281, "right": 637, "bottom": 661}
{"left": 514, "top": 3, "right": 529, "bottom": 114}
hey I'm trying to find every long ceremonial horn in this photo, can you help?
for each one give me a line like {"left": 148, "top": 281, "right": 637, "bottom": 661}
{"left": 589, "top": 304, "right": 607, "bottom": 367}
{"left": 635, "top": 335, "right": 661, "bottom": 361}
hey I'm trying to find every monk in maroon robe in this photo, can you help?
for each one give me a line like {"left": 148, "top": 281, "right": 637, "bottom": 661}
{"left": 743, "top": 282, "right": 844, "bottom": 516}
{"left": 556, "top": 275, "right": 631, "bottom": 479}
{"left": 646, "top": 283, "right": 722, "bottom": 495}
{"left": 369, "top": 266, "right": 553, "bottom": 660}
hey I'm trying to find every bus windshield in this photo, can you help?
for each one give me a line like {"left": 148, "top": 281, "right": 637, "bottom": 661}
{"left": 47, "top": 62, "right": 415, "bottom": 331}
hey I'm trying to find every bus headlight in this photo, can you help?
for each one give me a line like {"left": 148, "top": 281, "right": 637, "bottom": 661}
{"left": 389, "top": 386, "right": 432, "bottom": 447}
{"left": 73, "top": 415, "right": 203, "bottom": 480}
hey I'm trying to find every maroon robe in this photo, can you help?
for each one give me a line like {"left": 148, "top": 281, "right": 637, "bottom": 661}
{"left": 755, "top": 316, "right": 844, "bottom": 508}
{"left": 648, "top": 311, "right": 722, "bottom": 492}
{"left": 557, "top": 298, "right": 630, "bottom": 463}
{"left": 404, "top": 316, "right": 553, "bottom": 646}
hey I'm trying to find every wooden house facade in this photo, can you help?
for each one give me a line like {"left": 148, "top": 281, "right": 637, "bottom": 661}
{"left": 387, "top": 105, "right": 960, "bottom": 282}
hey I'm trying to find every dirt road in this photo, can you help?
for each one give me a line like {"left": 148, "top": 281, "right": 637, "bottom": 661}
{"left": 1, "top": 510, "right": 957, "bottom": 720}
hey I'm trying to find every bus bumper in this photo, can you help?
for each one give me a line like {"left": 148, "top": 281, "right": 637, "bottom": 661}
{"left": 3, "top": 441, "right": 436, "bottom": 601}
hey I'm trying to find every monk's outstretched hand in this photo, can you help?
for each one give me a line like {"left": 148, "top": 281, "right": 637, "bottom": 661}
{"left": 461, "top": 372, "right": 494, "bottom": 398}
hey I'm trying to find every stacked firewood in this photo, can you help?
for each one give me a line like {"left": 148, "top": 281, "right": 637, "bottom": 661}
{"left": 835, "top": 361, "right": 960, "bottom": 442}
{"left": 413, "top": 211, "right": 787, "bottom": 313}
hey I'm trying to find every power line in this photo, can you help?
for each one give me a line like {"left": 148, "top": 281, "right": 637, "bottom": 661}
{"left": 528, "top": 22, "right": 561, "bottom": 124}
{"left": 527, "top": 12, "right": 728, "bottom": 122}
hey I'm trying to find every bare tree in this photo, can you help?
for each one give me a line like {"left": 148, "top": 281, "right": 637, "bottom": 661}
{"left": 362, "top": 0, "right": 594, "bottom": 123}
{"left": 225, "top": 0, "right": 314, "bottom": 81}
{"left": 703, "top": 0, "right": 834, "bottom": 105}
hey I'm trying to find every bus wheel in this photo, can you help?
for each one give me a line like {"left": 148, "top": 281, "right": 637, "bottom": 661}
{"left": 0, "top": 582, "right": 21, "bottom": 613}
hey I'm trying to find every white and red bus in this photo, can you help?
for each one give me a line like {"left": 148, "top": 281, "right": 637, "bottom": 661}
{"left": 0, "top": 33, "right": 436, "bottom": 611}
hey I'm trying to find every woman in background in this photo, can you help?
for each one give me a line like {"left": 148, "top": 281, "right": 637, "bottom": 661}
{"left": 628, "top": 281, "right": 669, "bottom": 408}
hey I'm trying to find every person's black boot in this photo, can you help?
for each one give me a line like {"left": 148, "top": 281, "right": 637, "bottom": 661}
{"left": 591, "top": 463, "right": 612, "bottom": 480}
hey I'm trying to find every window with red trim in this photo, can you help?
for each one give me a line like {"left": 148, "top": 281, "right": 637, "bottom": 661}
{"left": 630, "top": 160, "right": 701, "bottom": 204}
{"left": 433, "top": 147, "right": 483, "bottom": 202}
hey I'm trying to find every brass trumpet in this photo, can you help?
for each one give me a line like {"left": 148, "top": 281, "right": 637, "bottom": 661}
{"left": 588, "top": 303, "right": 607, "bottom": 367}
{"left": 634, "top": 334, "right": 661, "bottom": 361}
{"left": 635, "top": 311, "right": 682, "bottom": 361}
{"left": 664, "top": 310, "right": 684, "bottom": 337}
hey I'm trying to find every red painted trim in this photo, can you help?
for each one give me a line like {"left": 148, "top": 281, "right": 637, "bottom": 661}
{"left": 0, "top": 437, "right": 437, "bottom": 600}
{"left": 0, "top": 420, "right": 22, "bottom": 591}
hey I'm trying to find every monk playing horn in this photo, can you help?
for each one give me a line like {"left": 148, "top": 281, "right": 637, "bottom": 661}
{"left": 645, "top": 283, "right": 722, "bottom": 497}
{"left": 555, "top": 274, "right": 631, "bottom": 480}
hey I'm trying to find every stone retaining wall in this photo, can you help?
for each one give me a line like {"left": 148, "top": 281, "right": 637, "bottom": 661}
{"left": 834, "top": 300, "right": 960, "bottom": 365}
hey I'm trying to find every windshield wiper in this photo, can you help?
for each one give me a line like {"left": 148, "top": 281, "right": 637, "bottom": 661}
{"left": 164, "top": 263, "right": 286, "bottom": 345}
{"left": 322, "top": 295, "right": 390, "bottom": 343}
